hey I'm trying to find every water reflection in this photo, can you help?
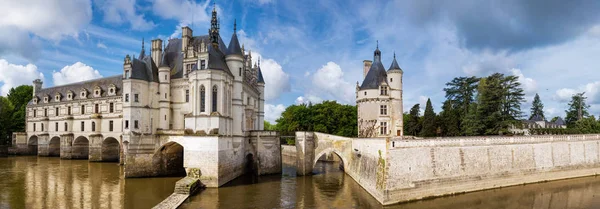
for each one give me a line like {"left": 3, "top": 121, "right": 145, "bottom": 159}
{"left": 2, "top": 156, "right": 600, "bottom": 209}
{"left": 0, "top": 156, "right": 178, "bottom": 209}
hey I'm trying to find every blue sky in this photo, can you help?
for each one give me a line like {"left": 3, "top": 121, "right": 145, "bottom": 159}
{"left": 1, "top": 0, "right": 600, "bottom": 123}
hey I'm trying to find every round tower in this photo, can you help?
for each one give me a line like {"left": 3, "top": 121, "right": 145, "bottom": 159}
{"left": 387, "top": 52, "right": 404, "bottom": 136}
{"left": 158, "top": 47, "right": 171, "bottom": 130}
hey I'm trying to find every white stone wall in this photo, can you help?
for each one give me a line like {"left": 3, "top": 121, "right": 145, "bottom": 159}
{"left": 384, "top": 134, "right": 600, "bottom": 205}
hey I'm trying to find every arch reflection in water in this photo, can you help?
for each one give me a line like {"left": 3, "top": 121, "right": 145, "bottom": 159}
{"left": 48, "top": 137, "right": 60, "bottom": 157}
{"left": 0, "top": 156, "right": 179, "bottom": 209}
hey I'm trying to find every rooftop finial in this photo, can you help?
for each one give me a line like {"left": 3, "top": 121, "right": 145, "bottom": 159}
{"left": 394, "top": 51, "right": 396, "bottom": 59}
{"left": 234, "top": 19, "right": 237, "bottom": 33}
{"left": 258, "top": 57, "right": 261, "bottom": 67}
{"left": 376, "top": 40, "right": 379, "bottom": 49}
{"left": 142, "top": 38, "right": 145, "bottom": 50}
{"left": 213, "top": 2, "right": 216, "bottom": 12}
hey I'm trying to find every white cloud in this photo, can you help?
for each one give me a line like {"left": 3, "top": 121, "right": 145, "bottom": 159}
{"left": 554, "top": 81, "right": 600, "bottom": 104}
{"left": 309, "top": 62, "right": 355, "bottom": 103}
{"left": 96, "top": 0, "right": 155, "bottom": 31}
{"left": 250, "top": 52, "right": 291, "bottom": 101}
{"left": 153, "top": 0, "right": 211, "bottom": 32}
{"left": 97, "top": 43, "right": 107, "bottom": 49}
{"left": 510, "top": 68, "right": 537, "bottom": 94}
{"left": 52, "top": 62, "right": 102, "bottom": 86}
{"left": 265, "top": 103, "right": 286, "bottom": 123}
{"left": 295, "top": 95, "right": 322, "bottom": 105}
{"left": 0, "top": 0, "right": 92, "bottom": 59}
{"left": 0, "top": 59, "right": 44, "bottom": 95}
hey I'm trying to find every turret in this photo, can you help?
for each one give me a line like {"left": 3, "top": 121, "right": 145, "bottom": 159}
{"left": 257, "top": 66, "right": 265, "bottom": 130}
{"left": 226, "top": 19, "right": 244, "bottom": 79}
{"left": 33, "top": 79, "right": 42, "bottom": 97}
{"left": 158, "top": 47, "right": 171, "bottom": 130}
{"left": 387, "top": 52, "right": 404, "bottom": 137}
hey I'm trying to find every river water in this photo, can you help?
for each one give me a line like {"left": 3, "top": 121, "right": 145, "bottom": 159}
{"left": 1, "top": 156, "right": 600, "bottom": 209}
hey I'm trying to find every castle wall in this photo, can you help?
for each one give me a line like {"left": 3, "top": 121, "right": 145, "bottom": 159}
{"left": 383, "top": 134, "right": 600, "bottom": 205}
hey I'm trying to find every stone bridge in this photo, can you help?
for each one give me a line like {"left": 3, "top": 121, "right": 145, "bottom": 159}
{"left": 10, "top": 130, "right": 281, "bottom": 188}
{"left": 294, "top": 132, "right": 388, "bottom": 202}
{"left": 11, "top": 132, "right": 123, "bottom": 162}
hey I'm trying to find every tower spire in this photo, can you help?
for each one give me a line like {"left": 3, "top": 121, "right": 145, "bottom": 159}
{"left": 234, "top": 19, "right": 237, "bottom": 33}
{"left": 210, "top": 2, "right": 220, "bottom": 48}
{"left": 142, "top": 38, "right": 145, "bottom": 50}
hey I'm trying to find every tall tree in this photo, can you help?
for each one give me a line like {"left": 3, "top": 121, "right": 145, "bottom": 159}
{"left": 462, "top": 103, "right": 483, "bottom": 136}
{"left": 0, "top": 97, "right": 15, "bottom": 145}
{"left": 529, "top": 93, "right": 545, "bottom": 120}
{"left": 438, "top": 100, "right": 461, "bottom": 136}
{"left": 565, "top": 92, "right": 590, "bottom": 127}
{"left": 420, "top": 98, "right": 436, "bottom": 137}
{"left": 443, "top": 76, "right": 480, "bottom": 117}
{"left": 404, "top": 104, "right": 421, "bottom": 136}
{"left": 501, "top": 74, "right": 525, "bottom": 121}
{"left": 477, "top": 74, "right": 505, "bottom": 135}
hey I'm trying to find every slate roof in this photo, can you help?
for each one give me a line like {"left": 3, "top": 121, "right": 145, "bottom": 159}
{"left": 257, "top": 67, "right": 265, "bottom": 84}
{"left": 530, "top": 114, "right": 545, "bottom": 121}
{"left": 227, "top": 32, "right": 243, "bottom": 56}
{"left": 29, "top": 76, "right": 123, "bottom": 105}
{"left": 165, "top": 34, "right": 232, "bottom": 79}
{"left": 360, "top": 58, "right": 387, "bottom": 90}
{"left": 388, "top": 55, "right": 402, "bottom": 72}
{"left": 130, "top": 56, "right": 159, "bottom": 82}
{"left": 554, "top": 117, "right": 566, "bottom": 126}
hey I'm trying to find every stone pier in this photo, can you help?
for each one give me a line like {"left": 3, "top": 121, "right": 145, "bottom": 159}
{"left": 60, "top": 134, "right": 74, "bottom": 159}
{"left": 37, "top": 134, "right": 50, "bottom": 156}
{"left": 88, "top": 134, "right": 103, "bottom": 161}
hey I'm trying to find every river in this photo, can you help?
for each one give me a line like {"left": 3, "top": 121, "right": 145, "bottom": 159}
{"left": 1, "top": 156, "right": 600, "bottom": 209}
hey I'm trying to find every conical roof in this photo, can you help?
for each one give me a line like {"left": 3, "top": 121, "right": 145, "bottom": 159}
{"left": 388, "top": 53, "right": 402, "bottom": 72}
{"left": 257, "top": 67, "right": 265, "bottom": 84}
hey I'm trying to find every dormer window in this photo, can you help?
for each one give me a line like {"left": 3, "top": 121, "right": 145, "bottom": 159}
{"left": 94, "top": 86, "right": 102, "bottom": 97}
{"left": 33, "top": 97, "right": 38, "bottom": 104}
{"left": 55, "top": 94, "right": 61, "bottom": 102}
{"left": 80, "top": 89, "right": 88, "bottom": 99}
{"left": 67, "top": 91, "right": 73, "bottom": 100}
{"left": 108, "top": 84, "right": 116, "bottom": 96}
{"left": 380, "top": 86, "right": 388, "bottom": 96}
{"left": 44, "top": 96, "right": 49, "bottom": 103}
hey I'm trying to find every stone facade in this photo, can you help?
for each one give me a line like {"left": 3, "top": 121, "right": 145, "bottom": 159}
{"left": 356, "top": 45, "right": 403, "bottom": 137}
{"left": 14, "top": 5, "right": 278, "bottom": 188}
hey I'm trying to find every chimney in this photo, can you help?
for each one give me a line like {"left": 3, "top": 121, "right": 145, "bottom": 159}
{"left": 33, "top": 79, "right": 43, "bottom": 97}
{"left": 182, "top": 26, "right": 193, "bottom": 53}
{"left": 363, "top": 60, "right": 372, "bottom": 79}
{"left": 151, "top": 39, "right": 163, "bottom": 65}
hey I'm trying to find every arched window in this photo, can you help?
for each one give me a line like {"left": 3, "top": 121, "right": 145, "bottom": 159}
{"left": 64, "top": 122, "right": 68, "bottom": 131}
{"left": 200, "top": 85, "right": 206, "bottom": 112}
{"left": 212, "top": 85, "right": 218, "bottom": 112}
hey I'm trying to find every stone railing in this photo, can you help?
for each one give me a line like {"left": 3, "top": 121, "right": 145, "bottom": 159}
{"left": 391, "top": 134, "right": 600, "bottom": 149}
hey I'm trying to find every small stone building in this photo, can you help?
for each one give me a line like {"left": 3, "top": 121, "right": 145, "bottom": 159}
{"left": 356, "top": 44, "right": 404, "bottom": 137}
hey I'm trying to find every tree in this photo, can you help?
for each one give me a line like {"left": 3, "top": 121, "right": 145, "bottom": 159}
{"left": 550, "top": 116, "right": 559, "bottom": 123}
{"left": 420, "top": 98, "right": 436, "bottom": 137}
{"left": 264, "top": 121, "right": 275, "bottom": 131}
{"left": 462, "top": 103, "right": 483, "bottom": 136}
{"left": 529, "top": 93, "right": 545, "bottom": 120}
{"left": 443, "top": 76, "right": 480, "bottom": 116}
{"left": 404, "top": 104, "right": 421, "bottom": 136}
{"left": 573, "top": 116, "right": 600, "bottom": 134}
{"left": 438, "top": 100, "right": 461, "bottom": 136}
{"left": 0, "top": 97, "right": 15, "bottom": 145}
{"left": 275, "top": 101, "right": 357, "bottom": 137}
{"left": 501, "top": 75, "right": 525, "bottom": 121}
{"left": 476, "top": 74, "right": 505, "bottom": 135}
{"left": 565, "top": 92, "right": 590, "bottom": 128}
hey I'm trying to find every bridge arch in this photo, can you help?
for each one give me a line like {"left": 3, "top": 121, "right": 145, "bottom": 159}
{"left": 72, "top": 136, "right": 89, "bottom": 159}
{"left": 313, "top": 148, "right": 347, "bottom": 173}
{"left": 152, "top": 141, "right": 186, "bottom": 176}
{"left": 28, "top": 135, "right": 38, "bottom": 155}
{"left": 48, "top": 136, "right": 60, "bottom": 157}
{"left": 102, "top": 137, "right": 120, "bottom": 162}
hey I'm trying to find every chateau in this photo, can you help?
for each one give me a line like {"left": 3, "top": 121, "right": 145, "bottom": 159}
{"left": 17, "top": 7, "right": 280, "bottom": 187}
{"left": 356, "top": 44, "right": 404, "bottom": 137}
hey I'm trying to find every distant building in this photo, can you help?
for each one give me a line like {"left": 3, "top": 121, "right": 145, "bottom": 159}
{"left": 356, "top": 44, "right": 403, "bottom": 137}
{"left": 509, "top": 115, "right": 567, "bottom": 135}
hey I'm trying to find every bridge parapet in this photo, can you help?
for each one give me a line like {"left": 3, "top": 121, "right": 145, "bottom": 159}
{"left": 391, "top": 134, "right": 600, "bottom": 149}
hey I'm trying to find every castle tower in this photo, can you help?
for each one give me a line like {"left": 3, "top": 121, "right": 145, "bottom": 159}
{"left": 387, "top": 52, "right": 404, "bottom": 136}
{"left": 257, "top": 67, "right": 265, "bottom": 130}
{"left": 33, "top": 79, "right": 43, "bottom": 97}
{"left": 158, "top": 47, "right": 171, "bottom": 130}
{"left": 225, "top": 19, "right": 245, "bottom": 135}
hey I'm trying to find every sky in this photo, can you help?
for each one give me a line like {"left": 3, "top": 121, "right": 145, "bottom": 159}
{"left": 1, "top": 0, "right": 600, "bottom": 123}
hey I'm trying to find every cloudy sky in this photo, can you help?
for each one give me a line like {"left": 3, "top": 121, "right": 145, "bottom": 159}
{"left": 1, "top": 0, "right": 600, "bottom": 123}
